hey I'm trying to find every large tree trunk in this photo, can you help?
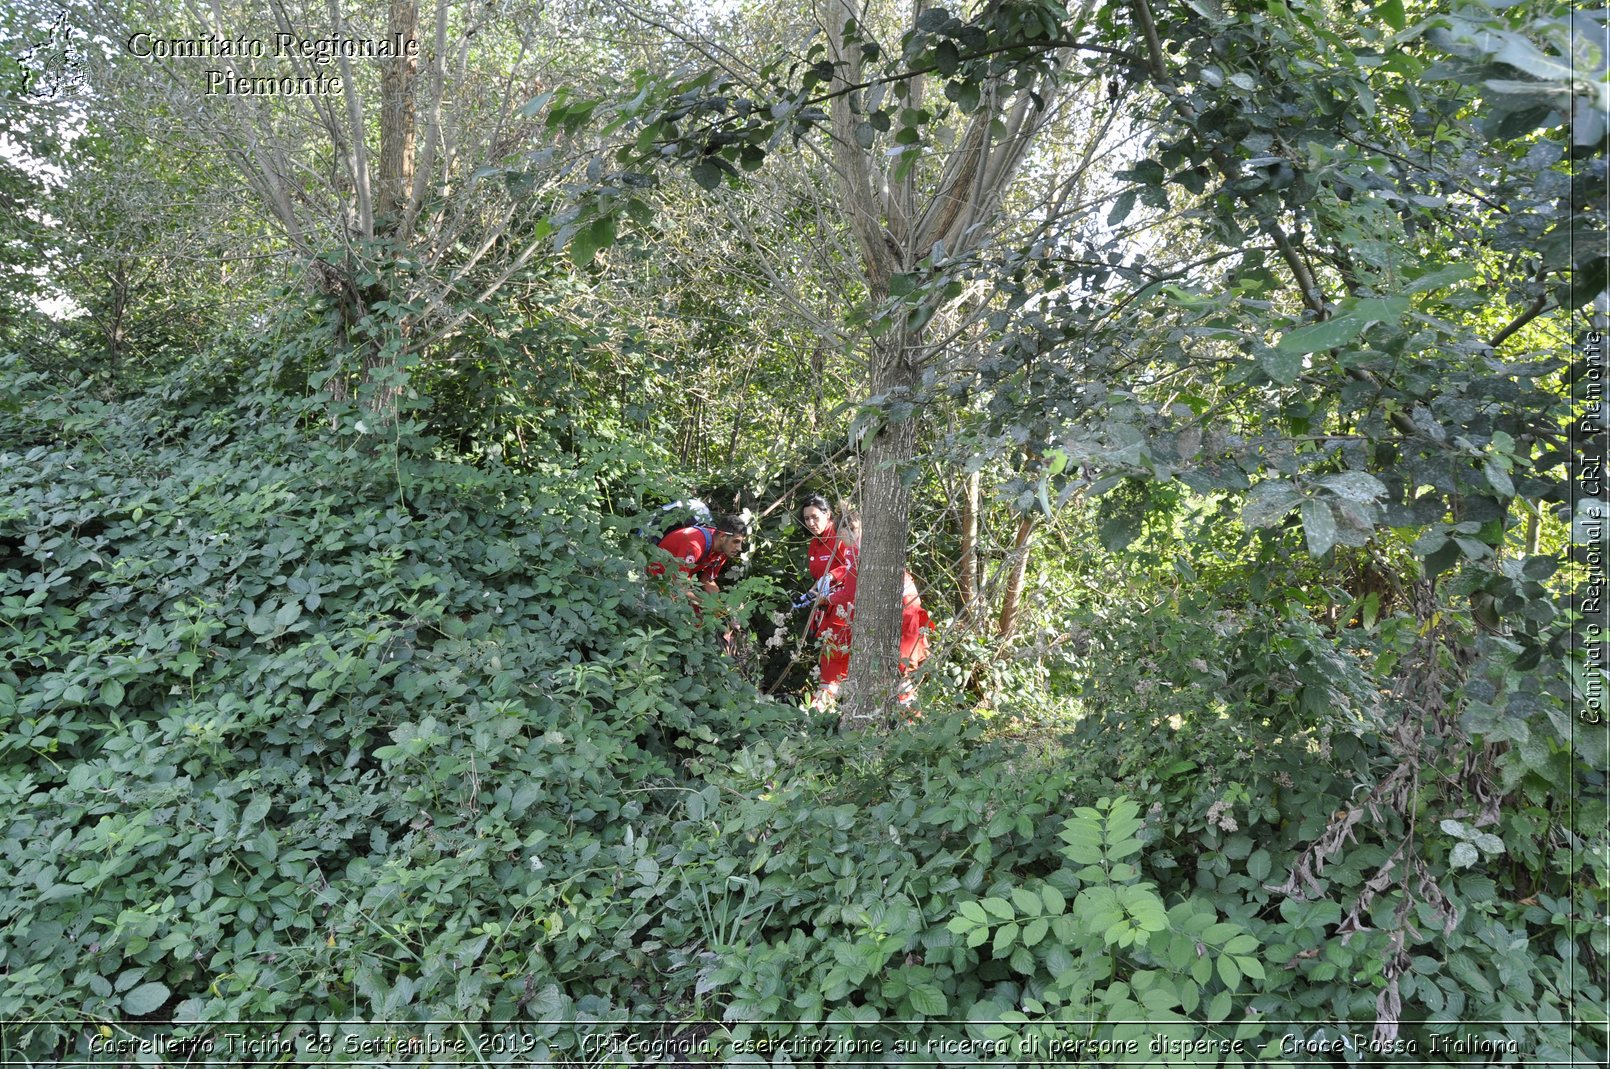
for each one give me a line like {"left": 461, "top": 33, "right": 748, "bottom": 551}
{"left": 823, "top": 0, "right": 1065, "bottom": 726}
{"left": 839, "top": 329, "right": 922, "bottom": 729}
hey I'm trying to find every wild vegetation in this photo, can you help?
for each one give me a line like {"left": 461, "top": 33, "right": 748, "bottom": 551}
{"left": 1, "top": 0, "right": 1605, "bottom": 1064}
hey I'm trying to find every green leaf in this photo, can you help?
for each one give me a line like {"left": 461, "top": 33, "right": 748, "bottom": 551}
{"left": 1374, "top": 0, "right": 1405, "bottom": 30}
{"left": 1218, "top": 955, "right": 1243, "bottom": 991}
{"left": 1120, "top": 885, "right": 1169, "bottom": 932}
{"left": 910, "top": 984, "right": 948, "bottom": 1016}
{"left": 273, "top": 600, "right": 302, "bottom": 629}
{"left": 1522, "top": 554, "right": 1560, "bottom": 580}
{"left": 1301, "top": 499, "right": 1338, "bottom": 557}
{"left": 122, "top": 981, "right": 169, "bottom": 1015}
{"left": 1108, "top": 188, "right": 1137, "bottom": 226}
{"left": 981, "top": 896, "right": 1014, "bottom": 920}
{"left": 1319, "top": 471, "right": 1386, "bottom": 503}
{"left": 1040, "top": 885, "right": 1066, "bottom": 915}
{"left": 569, "top": 223, "right": 602, "bottom": 267}
{"left": 1011, "top": 887, "right": 1042, "bottom": 916}
{"left": 1246, "top": 849, "right": 1271, "bottom": 883}
{"left": 690, "top": 159, "right": 722, "bottom": 191}
{"left": 1075, "top": 886, "right": 1124, "bottom": 935}
{"left": 1404, "top": 262, "right": 1475, "bottom": 294}
{"left": 1022, "top": 917, "right": 1049, "bottom": 947}
{"left": 99, "top": 679, "right": 125, "bottom": 708}
{"left": 1059, "top": 817, "right": 1104, "bottom": 865}
{"left": 1242, "top": 482, "right": 1301, "bottom": 528}
{"left": 993, "top": 921, "right": 1020, "bottom": 955}
{"left": 519, "top": 90, "right": 556, "bottom": 119}
{"left": 1276, "top": 315, "right": 1364, "bottom": 354}
{"left": 1450, "top": 842, "right": 1479, "bottom": 868}
{"left": 1483, "top": 458, "right": 1515, "bottom": 498}
{"left": 1258, "top": 347, "right": 1305, "bottom": 385}
{"left": 959, "top": 900, "right": 988, "bottom": 924}
{"left": 242, "top": 794, "right": 271, "bottom": 828}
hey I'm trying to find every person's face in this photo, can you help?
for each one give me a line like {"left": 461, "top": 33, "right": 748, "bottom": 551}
{"left": 840, "top": 520, "right": 861, "bottom": 547}
{"left": 801, "top": 506, "right": 831, "bottom": 536}
{"left": 716, "top": 531, "right": 746, "bottom": 557}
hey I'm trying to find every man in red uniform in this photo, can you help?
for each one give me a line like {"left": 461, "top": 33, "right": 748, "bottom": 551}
{"left": 649, "top": 514, "right": 747, "bottom": 596}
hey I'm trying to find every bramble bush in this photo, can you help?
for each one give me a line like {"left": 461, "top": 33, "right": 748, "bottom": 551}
{"left": 1, "top": 353, "right": 1605, "bottom": 1065}
{"left": 0, "top": 354, "right": 782, "bottom": 1059}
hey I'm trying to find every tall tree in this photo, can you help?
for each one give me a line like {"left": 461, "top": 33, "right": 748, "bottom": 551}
{"left": 64, "top": 0, "right": 632, "bottom": 415}
{"left": 548, "top": 0, "right": 1134, "bottom": 721}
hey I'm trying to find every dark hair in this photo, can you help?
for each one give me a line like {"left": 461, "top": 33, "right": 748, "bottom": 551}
{"left": 714, "top": 514, "right": 750, "bottom": 537}
{"left": 798, "top": 494, "right": 831, "bottom": 523}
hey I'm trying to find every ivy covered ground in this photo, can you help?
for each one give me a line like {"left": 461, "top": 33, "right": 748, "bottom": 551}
{"left": 0, "top": 360, "right": 1602, "bottom": 1066}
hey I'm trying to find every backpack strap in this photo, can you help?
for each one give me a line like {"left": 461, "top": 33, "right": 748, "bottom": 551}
{"left": 693, "top": 525, "right": 714, "bottom": 566}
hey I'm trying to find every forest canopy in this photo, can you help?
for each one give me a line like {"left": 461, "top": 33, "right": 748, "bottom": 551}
{"left": 1, "top": 0, "right": 1606, "bottom": 1063}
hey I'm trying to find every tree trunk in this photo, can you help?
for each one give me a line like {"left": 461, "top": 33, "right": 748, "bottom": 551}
{"left": 377, "top": 0, "right": 419, "bottom": 230}
{"left": 839, "top": 328, "right": 922, "bottom": 729}
{"left": 821, "top": 0, "right": 1064, "bottom": 726}
{"left": 996, "top": 514, "right": 1039, "bottom": 640}
{"left": 958, "top": 470, "right": 981, "bottom": 618}
{"left": 357, "top": 0, "right": 419, "bottom": 421}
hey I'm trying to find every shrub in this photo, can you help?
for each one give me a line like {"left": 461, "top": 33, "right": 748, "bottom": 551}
{"left": 0, "top": 358, "right": 775, "bottom": 1058}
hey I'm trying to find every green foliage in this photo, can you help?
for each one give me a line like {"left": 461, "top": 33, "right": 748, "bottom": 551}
{"left": 0, "top": 353, "right": 1604, "bottom": 1062}
{"left": 4, "top": 0, "right": 1607, "bottom": 1060}
{"left": 0, "top": 358, "right": 773, "bottom": 1058}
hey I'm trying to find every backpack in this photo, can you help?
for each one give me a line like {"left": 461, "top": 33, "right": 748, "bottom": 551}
{"left": 641, "top": 498, "right": 712, "bottom": 541}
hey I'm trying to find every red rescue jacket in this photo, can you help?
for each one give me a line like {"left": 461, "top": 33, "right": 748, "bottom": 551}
{"left": 807, "top": 524, "right": 851, "bottom": 583}
{"left": 823, "top": 551, "right": 933, "bottom": 670}
{"left": 648, "top": 526, "right": 728, "bottom": 585}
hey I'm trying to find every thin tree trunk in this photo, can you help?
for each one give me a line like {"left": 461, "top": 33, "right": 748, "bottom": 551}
{"left": 823, "top": 0, "right": 1065, "bottom": 727}
{"left": 959, "top": 470, "right": 981, "bottom": 618}
{"left": 327, "top": 0, "right": 373, "bottom": 238}
{"left": 357, "top": 0, "right": 419, "bottom": 421}
{"left": 996, "top": 514, "right": 1039, "bottom": 640}
{"left": 728, "top": 362, "right": 756, "bottom": 458}
{"left": 378, "top": 0, "right": 419, "bottom": 229}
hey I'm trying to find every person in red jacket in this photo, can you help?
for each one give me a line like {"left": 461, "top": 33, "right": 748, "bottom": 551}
{"left": 809, "top": 509, "right": 934, "bottom": 711}
{"left": 800, "top": 494, "right": 847, "bottom": 589}
{"left": 809, "top": 508, "right": 859, "bottom": 709}
{"left": 649, "top": 515, "right": 748, "bottom": 596}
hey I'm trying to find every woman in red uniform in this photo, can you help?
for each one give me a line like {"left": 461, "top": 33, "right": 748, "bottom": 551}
{"left": 800, "top": 494, "right": 845, "bottom": 590}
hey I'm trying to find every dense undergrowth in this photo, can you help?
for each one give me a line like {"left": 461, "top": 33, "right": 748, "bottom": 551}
{"left": 0, "top": 356, "right": 1604, "bottom": 1065}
